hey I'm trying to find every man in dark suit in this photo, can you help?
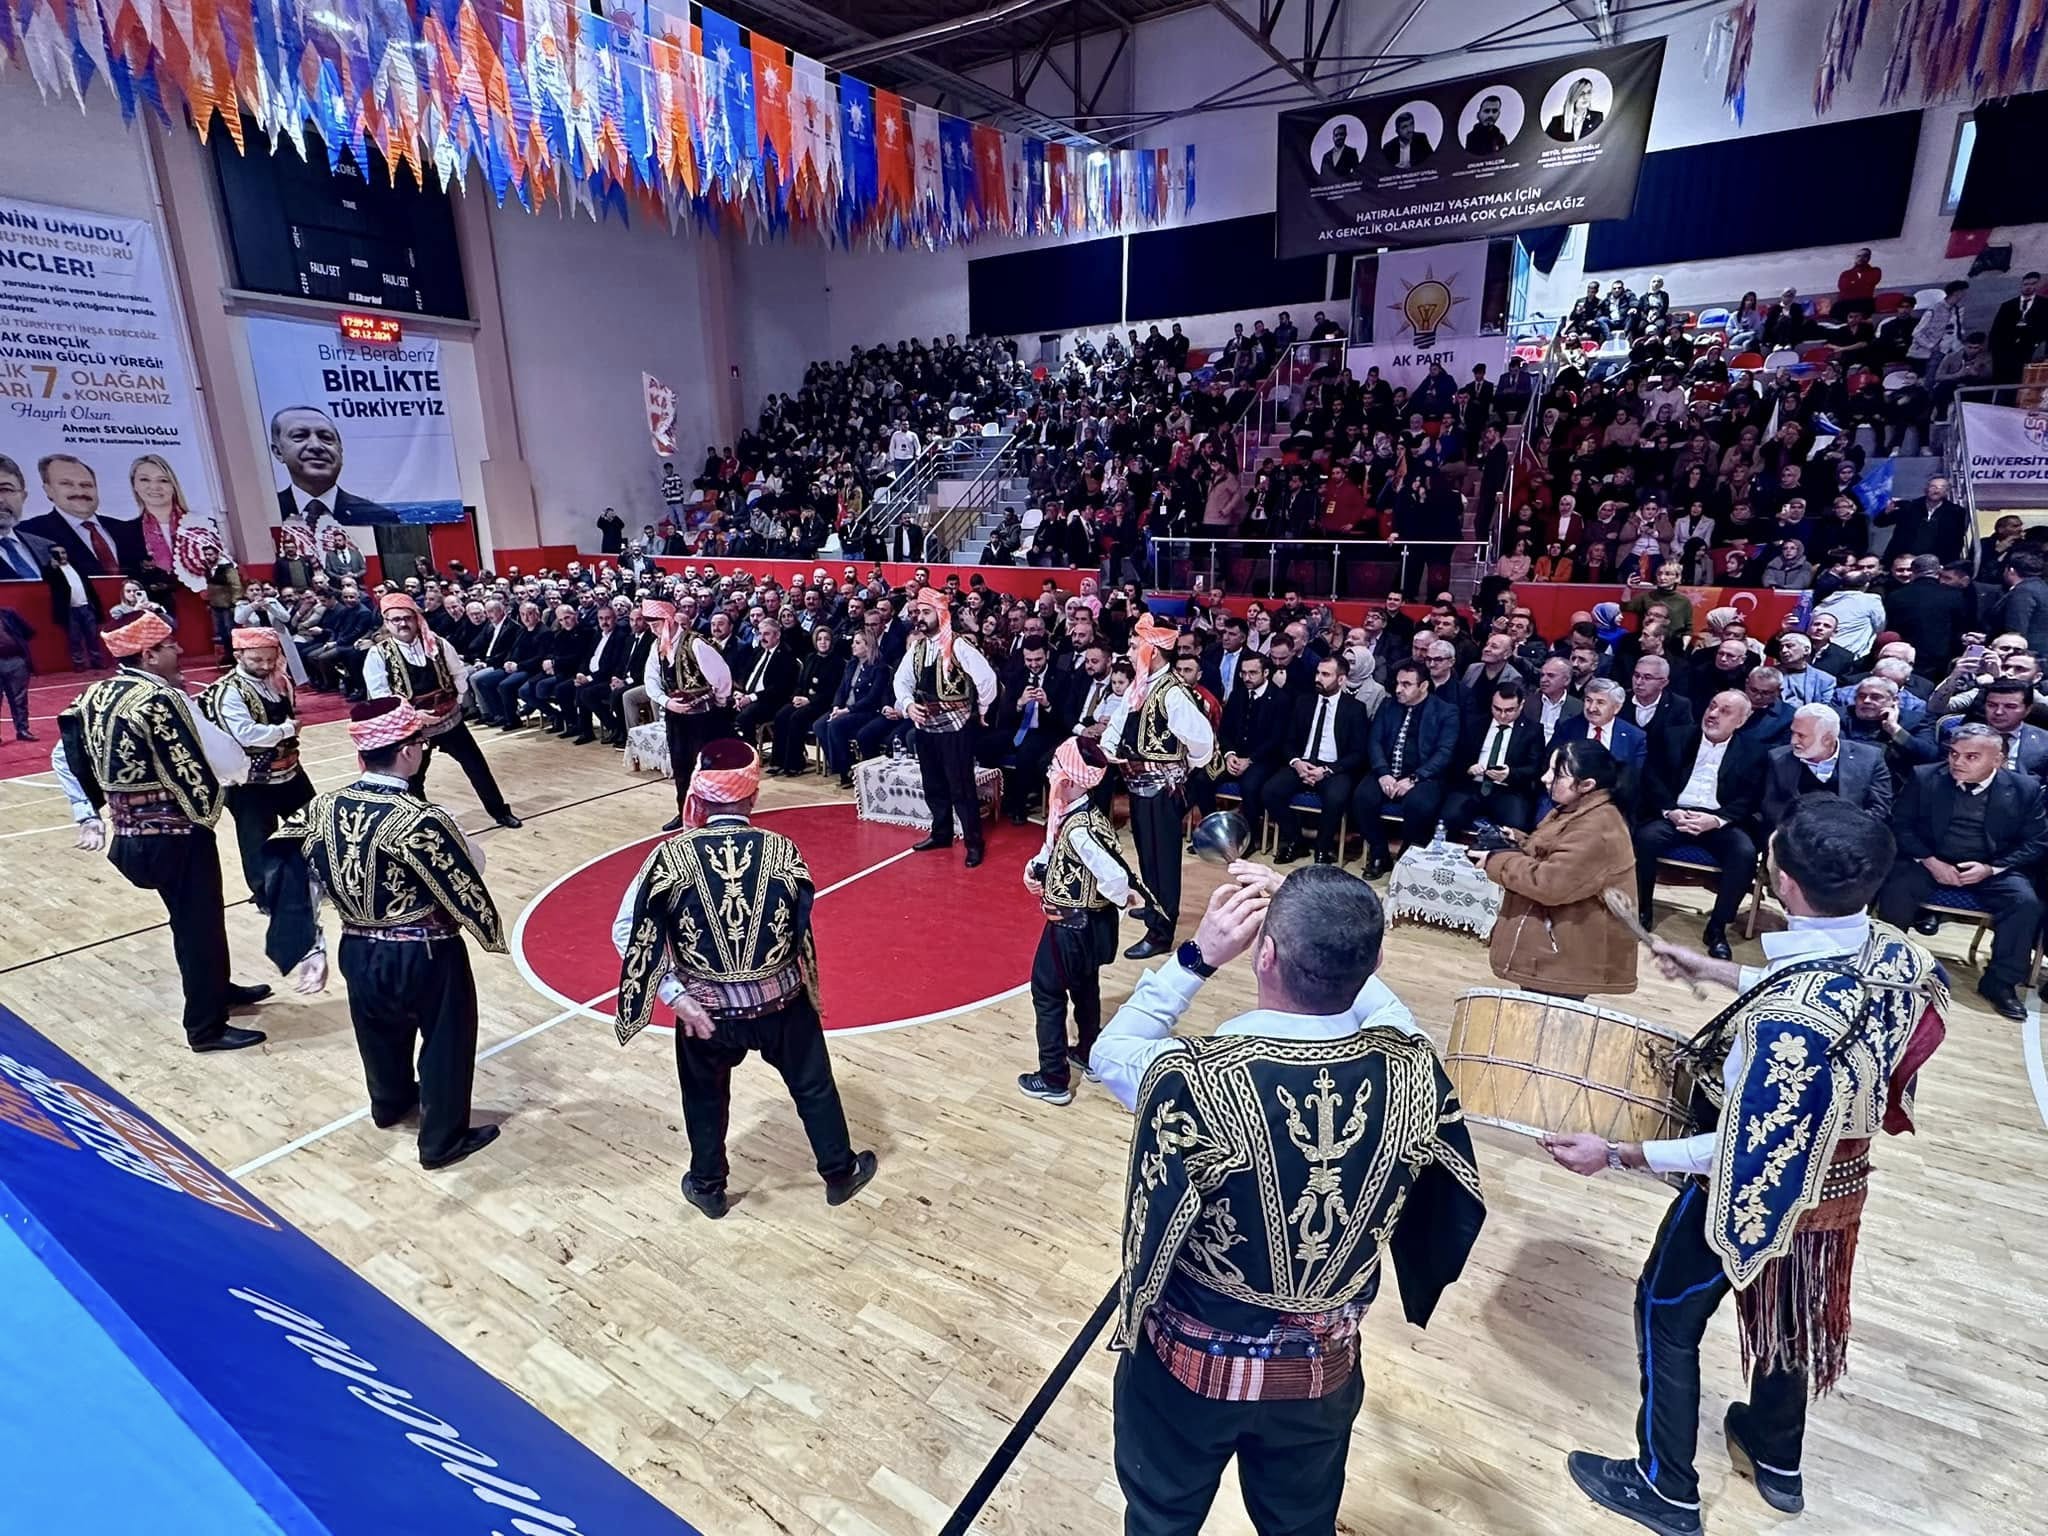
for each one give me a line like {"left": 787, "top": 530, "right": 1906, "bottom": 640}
{"left": 1264, "top": 657, "right": 1370, "bottom": 865}
{"left": 985, "top": 633, "right": 1072, "bottom": 822}
{"left": 1990, "top": 548, "right": 2048, "bottom": 659}
{"left": 20, "top": 454, "right": 146, "bottom": 577}
{"left": 1443, "top": 681, "right": 1546, "bottom": 835}
{"left": 768, "top": 624, "right": 848, "bottom": 777}
{"left": 1875, "top": 475, "right": 1968, "bottom": 565}
{"left": 1199, "top": 616, "right": 1253, "bottom": 707}
{"left": 1989, "top": 270, "right": 2046, "bottom": 388}
{"left": 1937, "top": 679, "right": 2048, "bottom": 777}
{"left": 1739, "top": 668, "right": 1796, "bottom": 750}
{"left": 269, "top": 407, "right": 392, "bottom": 526}
{"left": 1381, "top": 110, "right": 1434, "bottom": 167}
{"left": 731, "top": 617, "right": 801, "bottom": 741}
{"left": 561, "top": 602, "right": 633, "bottom": 744}
{"left": 1552, "top": 681, "right": 1648, "bottom": 811}
{"left": 1351, "top": 660, "right": 1461, "bottom": 877}
{"left": 1884, "top": 554, "right": 1970, "bottom": 672}
{"left": 1214, "top": 651, "right": 1289, "bottom": 847}
{"left": 0, "top": 458, "right": 57, "bottom": 581}
{"left": 1760, "top": 703, "right": 1894, "bottom": 834}
{"left": 1623, "top": 655, "right": 1697, "bottom": 816}
{"left": 1633, "top": 689, "right": 1770, "bottom": 959}
{"left": 525, "top": 605, "right": 587, "bottom": 731}
{"left": 1318, "top": 122, "right": 1362, "bottom": 177}
{"left": 1878, "top": 724, "right": 2048, "bottom": 1018}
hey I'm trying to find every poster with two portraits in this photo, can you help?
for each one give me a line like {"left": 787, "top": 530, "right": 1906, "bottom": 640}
{"left": 1275, "top": 40, "right": 1665, "bottom": 257}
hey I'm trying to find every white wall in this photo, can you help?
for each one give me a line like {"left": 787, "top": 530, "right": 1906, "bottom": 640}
{"left": 488, "top": 201, "right": 727, "bottom": 547}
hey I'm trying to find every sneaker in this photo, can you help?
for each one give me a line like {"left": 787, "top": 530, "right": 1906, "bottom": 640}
{"left": 1724, "top": 1404, "right": 1804, "bottom": 1514}
{"left": 1564, "top": 1453, "right": 1701, "bottom": 1536}
{"left": 1067, "top": 1048, "right": 1102, "bottom": 1084}
{"left": 1018, "top": 1072, "right": 1074, "bottom": 1106}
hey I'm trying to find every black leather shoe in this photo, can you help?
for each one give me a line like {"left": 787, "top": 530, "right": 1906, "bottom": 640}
{"left": 825, "top": 1149, "right": 878, "bottom": 1206}
{"left": 224, "top": 982, "right": 272, "bottom": 1007}
{"left": 570, "top": 733, "right": 596, "bottom": 745}
{"left": 1565, "top": 1452, "right": 1701, "bottom": 1536}
{"left": 1273, "top": 841, "right": 1306, "bottom": 864}
{"left": 1363, "top": 855, "right": 1391, "bottom": 880}
{"left": 420, "top": 1124, "right": 500, "bottom": 1171}
{"left": 910, "top": 834, "right": 953, "bottom": 852}
{"left": 15, "top": 730, "right": 36, "bottom": 742}
{"left": 681, "top": 1173, "right": 729, "bottom": 1220}
{"left": 191, "top": 1026, "right": 266, "bottom": 1054}
{"left": 1703, "top": 927, "right": 1733, "bottom": 962}
{"left": 1007, "top": 812, "right": 1030, "bottom": 826}
{"left": 662, "top": 814, "right": 685, "bottom": 832}
{"left": 494, "top": 812, "right": 524, "bottom": 829}
{"left": 836, "top": 774, "right": 854, "bottom": 789}
{"left": 964, "top": 845, "right": 985, "bottom": 868}
{"left": 1314, "top": 851, "right": 1337, "bottom": 865}
{"left": 1913, "top": 912, "right": 1941, "bottom": 935}
{"left": 1725, "top": 1403, "right": 1804, "bottom": 1513}
{"left": 372, "top": 1101, "right": 420, "bottom": 1130}
{"left": 1123, "top": 935, "right": 1170, "bottom": 960}
{"left": 1979, "top": 982, "right": 2027, "bottom": 1021}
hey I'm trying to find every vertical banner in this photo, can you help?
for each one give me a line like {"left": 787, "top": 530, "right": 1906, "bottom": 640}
{"left": 1960, "top": 402, "right": 2048, "bottom": 510}
{"left": 243, "top": 314, "right": 464, "bottom": 564}
{"left": 644, "top": 371, "right": 677, "bottom": 456}
{"left": 1275, "top": 39, "right": 1666, "bottom": 253}
{"left": 0, "top": 195, "right": 224, "bottom": 590}
{"left": 1344, "top": 239, "right": 1508, "bottom": 388}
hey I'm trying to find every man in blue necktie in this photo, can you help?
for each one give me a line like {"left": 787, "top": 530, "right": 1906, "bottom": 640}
{"left": 0, "top": 456, "right": 57, "bottom": 581}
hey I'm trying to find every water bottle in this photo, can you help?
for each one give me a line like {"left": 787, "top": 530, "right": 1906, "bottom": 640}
{"left": 1429, "top": 820, "right": 1449, "bottom": 854}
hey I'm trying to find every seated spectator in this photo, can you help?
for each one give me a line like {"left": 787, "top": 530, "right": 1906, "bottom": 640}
{"left": 1265, "top": 657, "right": 1370, "bottom": 865}
{"left": 1877, "top": 724, "right": 2047, "bottom": 1019}
{"left": 1936, "top": 678, "right": 2048, "bottom": 777}
{"left": 1760, "top": 702, "right": 1893, "bottom": 834}
{"left": 1632, "top": 689, "right": 1769, "bottom": 960}
{"left": 1351, "top": 660, "right": 1460, "bottom": 876}
{"left": 1444, "top": 681, "right": 1546, "bottom": 835}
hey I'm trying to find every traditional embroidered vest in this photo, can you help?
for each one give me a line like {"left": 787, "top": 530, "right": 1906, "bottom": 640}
{"left": 1044, "top": 806, "right": 1145, "bottom": 914}
{"left": 911, "top": 637, "right": 973, "bottom": 702}
{"left": 61, "top": 668, "right": 224, "bottom": 829}
{"left": 1120, "top": 675, "right": 1196, "bottom": 765}
{"left": 272, "top": 782, "right": 504, "bottom": 947}
{"left": 372, "top": 633, "right": 456, "bottom": 718}
{"left": 198, "top": 671, "right": 301, "bottom": 784}
{"left": 613, "top": 822, "right": 818, "bottom": 1044}
{"left": 661, "top": 637, "right": 712, "bottom": 710}
{"left": 1114, "top": 1028, "right": 1486, "bottom": 1350}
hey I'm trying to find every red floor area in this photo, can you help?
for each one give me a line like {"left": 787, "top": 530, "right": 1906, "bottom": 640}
{"left": 0, "top": 665, "right": 355, "bottom": 780}
{"left": 513, "top": 802, "right": 1050, "bottom": 1033}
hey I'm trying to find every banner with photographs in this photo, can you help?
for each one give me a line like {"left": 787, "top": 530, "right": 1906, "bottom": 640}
{"left": 0, "top": 195, "right": 224, "bottom": 590}
{"left": 1274, "top": 40, "right": 1666, "bottom": 256}
{"left": 244, "top": 315, "right": 463, "bottom": 570}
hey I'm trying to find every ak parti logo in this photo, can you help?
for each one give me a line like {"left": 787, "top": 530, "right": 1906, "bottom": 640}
{"left": 0, "top": 1053, "right": 276, "bottom": 1228}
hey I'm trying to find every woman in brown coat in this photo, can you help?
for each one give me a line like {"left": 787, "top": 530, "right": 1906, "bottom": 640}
{"left": 1474, "top": 738, "right": 1639, "bottom": 997}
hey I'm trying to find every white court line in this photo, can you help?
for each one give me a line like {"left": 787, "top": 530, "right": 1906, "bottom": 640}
{"left": 2024, "top": 997, "right": 2048, "bottom": 1131}
{"left": 225, "top": 987, "right": 620, "bottom": 1179}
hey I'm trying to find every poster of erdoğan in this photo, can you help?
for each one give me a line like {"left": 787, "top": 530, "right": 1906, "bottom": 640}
{"left": 0, "top": 194, "right": 225, "bottom": 589}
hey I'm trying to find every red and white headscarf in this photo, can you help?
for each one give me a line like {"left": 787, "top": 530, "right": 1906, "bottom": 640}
{"left": 1046, "top": 735, "right": 1108, "bottom": 824}
{"left": 910, "top": 586, "right": 956, "bottom": 666}
{"left": 681, "top": 739, "right": 762, "bottom": 828}
{"left": 641, "top": 597, "right": 681, "bottom": 659}
{"left": 348, "top": 698, "right": 424, "bottom": 751}
{"left": 103, "top": 612, "right": 173, "bottom": 657}
{"left": 1124, "top": 616, "right": 1180, "bottom": 710}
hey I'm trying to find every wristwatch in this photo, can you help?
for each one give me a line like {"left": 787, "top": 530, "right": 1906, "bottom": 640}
{"left": 1605, "top": 1141, "right": 1625, "bottom": 1172}
{"left": 1177, "top": 940, "right": 1217, "bottom": 979}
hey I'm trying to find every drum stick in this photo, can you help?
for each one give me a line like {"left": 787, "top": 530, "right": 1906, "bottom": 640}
{"left": 1601, "top": 887, "right": 1708, "bottom": 1000}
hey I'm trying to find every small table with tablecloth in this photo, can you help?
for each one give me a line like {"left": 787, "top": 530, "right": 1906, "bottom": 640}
{"left": 853, "top": 755, "right": 1001, "bottom": 834}
{"left": 623, "top": 721, "right": 671, "bottom": 777}
{"left": 1384, "top": 842, "right": 1503, "bottom": 940}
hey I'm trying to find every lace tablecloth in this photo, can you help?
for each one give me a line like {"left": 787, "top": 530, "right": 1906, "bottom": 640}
{"left": 853, "top": 756, "right": 1002, "bottom": 833}
{"left": 1385, "top": 843, "right": 1502, "bottom": 940}
{"left": 623, "top": 722, "right": 671, "bottom": 776}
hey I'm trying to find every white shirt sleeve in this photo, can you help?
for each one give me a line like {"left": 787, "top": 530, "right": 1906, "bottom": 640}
{"left": 361, "top": 646, "right": 392, "bottom": 699}
{"left": 50, "top": 740, "right": 94, "bottom": 822}
{"left": 893, "top": 648, "right": 917, "bottom": 710}
{"left": 958, "top": 641, "right": 998, "bottom": 712}
{"left": 177, "top": 692, "right": 249, "bottom": 786}
{"left": 1165, "top": 683, "right": 1217, "bottom": 763}
{"left": 216, "top": 684, "right": 295, "bottom": 748}
{"left": 1070, "top": 825, "right": 1132, "bottom": 905}
{"left": 696, "top": 639, "right": 732, "bottom": 704}
{"left": 1090, "top": 959, "right": 1205, "bottom": 1111}
{"left": 1351, "top": 974, "right": 1422, "bottom": 1037}
{"left": 1641, "top": 1035, "right": 1744, "bottom": 1176}
{"left": 612, "top": 850, "right": 685, "bottom": 1006}
{"left": 1102, "top": 690, "right": 1134, "bottom": 750}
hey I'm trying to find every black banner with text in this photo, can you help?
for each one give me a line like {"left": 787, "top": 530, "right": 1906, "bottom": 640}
{"left": 1275, "top": 40, "right": 1665, "bottom": 256}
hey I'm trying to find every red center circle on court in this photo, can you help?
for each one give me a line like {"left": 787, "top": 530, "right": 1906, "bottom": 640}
{"left": 512, "top": 803, "right": 1049, "bottom": 1033}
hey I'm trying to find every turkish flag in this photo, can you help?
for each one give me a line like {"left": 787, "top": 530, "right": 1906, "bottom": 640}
{"left": 874, "top": 89, "right": 913, "bottom": 221}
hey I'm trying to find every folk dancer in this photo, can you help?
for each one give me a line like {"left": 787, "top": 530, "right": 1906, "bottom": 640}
{"left": 1018, "top": 737, "right": 1153, "bottom": 1107}
{"left": 1092, "top": 866, "right": 1486, "bottom": 1535}
{"left": 1545, "top": 796, "right": 1946, "bottom": 1535}
{"left": 198, "top": 627, "right": 313, "bottom": 907}
{"left": 894, "top": 586, "right": 997, "bottom": 868}
{"left": 641, "top": 596, "right": 734, "bottom": 832}
{"left": 612, "top": 740, "right": 876, "bottom": 1219}
{"left": 52, "top": 612, "right": 273, "bottom": 1052}
{"left": 1105, "top": 617, "right": 1216, "bottom": 958}
{"left": 263, "top": 699, "right": 506, "bottom": 1171}
{"left": 361, "top": 591, "right": 522, "bottom": 829}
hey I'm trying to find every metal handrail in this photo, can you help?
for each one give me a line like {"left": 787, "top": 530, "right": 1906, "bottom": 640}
{"left": 864, "top": 437, "right": 953, "bottom": 537}
{"left": 924, "top": 432, "right": 1021, "bottom": 559}
{"left": 1148, "top": 534, "right": 1481, "bottom": 602}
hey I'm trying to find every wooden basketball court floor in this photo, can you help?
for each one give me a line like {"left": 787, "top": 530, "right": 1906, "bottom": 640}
{"left": 2, "top": 717, "right": 2044, "bottom": 1536}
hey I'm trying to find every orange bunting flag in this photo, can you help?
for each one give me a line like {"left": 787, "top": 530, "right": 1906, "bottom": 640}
{"left": 874, "top": 87, "right": 912, "bottom": 222}
{"left": 752, "top": 34, "right": 792, "bottom": 197}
